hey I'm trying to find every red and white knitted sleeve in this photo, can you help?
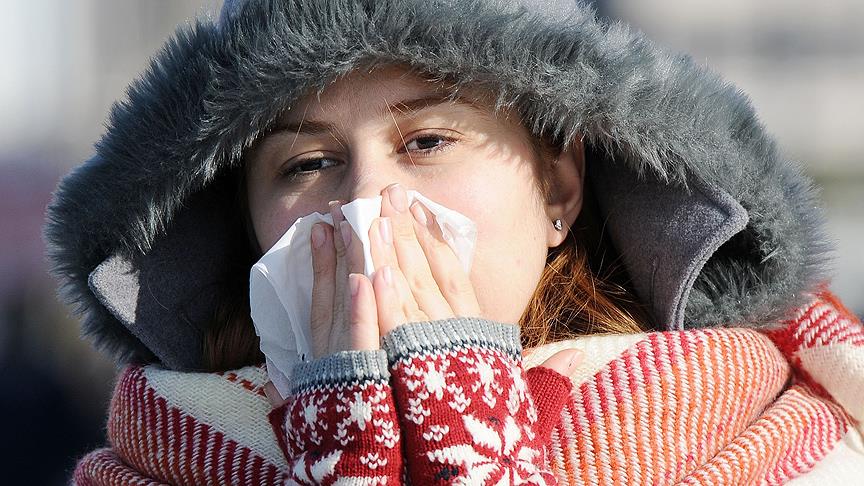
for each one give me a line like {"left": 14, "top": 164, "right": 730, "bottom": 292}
{"left": 267, "top": 350, "right": 404, "bottom": 485}
{"left": 382, "top": 317, "right": 568, "bottom": 485}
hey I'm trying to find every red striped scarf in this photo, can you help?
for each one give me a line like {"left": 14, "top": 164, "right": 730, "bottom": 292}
{"left": 74, "top": 290, "right": 864, "bottom": 484}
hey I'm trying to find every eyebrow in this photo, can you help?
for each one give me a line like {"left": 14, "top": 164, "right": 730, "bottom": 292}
{"left": 265, "top": 94, "right": 488, "bottom": 139}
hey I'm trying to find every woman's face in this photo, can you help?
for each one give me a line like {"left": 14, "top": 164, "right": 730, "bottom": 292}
{"left": 245, "top": 66, "right": 584, "bottom": 324}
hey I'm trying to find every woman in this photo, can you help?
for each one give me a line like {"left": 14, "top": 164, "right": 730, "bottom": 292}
{"left": 45, "top": 0, "right": 864, "bottom": 484}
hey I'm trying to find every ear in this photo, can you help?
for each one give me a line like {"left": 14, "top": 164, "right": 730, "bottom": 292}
{"left": 545, "top": 138, "right": 585, "bottom": 248}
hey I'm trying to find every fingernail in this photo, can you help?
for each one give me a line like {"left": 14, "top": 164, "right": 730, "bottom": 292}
{"left": 349, "top": 273, "right": 361, "bottom": 297}
{"left": 410, "top": 201, "right": 428, "bottom": 226}
{"left": 340, "top": 221, "right": 352, "bottom": 248}
{"left": 387, "top": 183, "right": 408, "bottom": 212}
{"left": 329, "top": 200, "right": 344, "bottom": 222}
{"left": 311, "top": 223, "right": 325, "bottom": 249}
{"left": 379, "top": 217, "right": 392, "bottom": 244}
{"left": 381, "top": 265, "right": 393, "bottom": 285}
{"left": 568, "top": 349, "right": 583, "bottom": 369}
{"left": 263, "top": 383, "right": 280, "bottom": 406}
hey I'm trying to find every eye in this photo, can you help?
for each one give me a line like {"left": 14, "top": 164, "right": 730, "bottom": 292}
{"left": 278, "top": 157, "right": 340, "bottom": 179}
{"left": 401, "top": 133, "right": 455, "bottom": 155}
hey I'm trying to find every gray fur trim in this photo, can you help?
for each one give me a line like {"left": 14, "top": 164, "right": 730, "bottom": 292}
{"left": 381, "top": 318, "right": 522, "bottom": 362}
{"left": 290, "top": 349, "right": 390, "bottom": 394}
{"left": 42, "top": 0, "right": 834, "bottom": 368}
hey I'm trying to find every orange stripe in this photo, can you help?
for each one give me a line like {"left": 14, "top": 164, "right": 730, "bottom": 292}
{"left": 584, "top": 385, "right": 608, "bottom": 485}
{"left": 555, "top": 406, "right": 579, "bottom": 485}
{"left": 681, "top": 331, "right": 702, "bottom": 476}
{"left": 725, "top": 331, "right": 748, "bottom": 441}
{"left": 622, "top": 351, "right": 649, "bottom": 482}
{"left": 609, "top": 358, "right": 638, "bottom": 483}
{"left": 638, "top": 337, "right": 663, "bottom": 484}
{"left": 595, "top": 365, "right": 622, "bottom": 483}
{"left": 669, "top": 333, "right": 688, "bottom": 480}
{"left": 651, "top": 335, "right": 676, "bottom": 480}
{"left": 571, "top": 395, "right": 596, "bottom": 485}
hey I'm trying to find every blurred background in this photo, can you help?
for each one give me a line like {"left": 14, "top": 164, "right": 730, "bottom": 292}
{"left": 0, "top": 0, "right": 860, "bottom": 483}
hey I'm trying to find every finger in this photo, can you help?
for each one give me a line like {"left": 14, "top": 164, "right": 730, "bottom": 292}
{"left": 264, "top": 381, "right": 288, "bottom": 408}
{"left": 538, "top": 349, "right": 583, "bottom": 376}
{"left": 368, "top": 216, "right": 397, "bottom": 269}
{"left": 373, "top": 265, "right": 410, "bottom": 337}
{"left": 348, "top": 273, "right": 379, "bottom": 350}
{"left": 329, "top": 201, "right": 372, "bottom": 353}
{"left": 380, "top": 184, "right": 454, "bottom": 320}
{"left": 309, "top": 222, "right": 336, "bottom": 359}
{"left": 329, "top": 200, "right": 348, "bottom": 260}
{"left": 329, "top": 201, "right": 351, "bottom": 354}
{"left": 409, "top": 200, "right": 482, "bottom": 317}
{"left": 369, "top": 217, "right": 425, "bottom": 323}
{"left": 340, "top": 220, "right": 365, "bottom": 275}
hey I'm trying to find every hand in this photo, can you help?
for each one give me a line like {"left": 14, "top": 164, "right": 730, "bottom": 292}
{"left": 362, "top": 183, "right": 482, "bottom": 336}
{"left": 305, "top": 200, "right": 374, "bottom": 359}
{"left": 306, "top": 182, "right": 485, "bottom": 360}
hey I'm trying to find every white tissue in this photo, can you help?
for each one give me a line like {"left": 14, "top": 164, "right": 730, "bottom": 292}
{"left": 249, "top": 191, "right": 477, "bottom": 399}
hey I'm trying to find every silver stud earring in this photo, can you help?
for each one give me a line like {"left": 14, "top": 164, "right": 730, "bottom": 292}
{"left": 553, "top": 219, "right": 563, "bottom": 231}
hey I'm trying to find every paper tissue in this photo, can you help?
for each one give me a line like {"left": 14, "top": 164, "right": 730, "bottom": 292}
{"left": 249, "top": 191, "right": 477, "bottom": 399}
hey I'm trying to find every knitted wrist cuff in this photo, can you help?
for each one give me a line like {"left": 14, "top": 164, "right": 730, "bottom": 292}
{"left": 524, "top": 366, "right": 573, "bottom": 445}
{"left": 290, "top": 349, "right": 390, "bottom": 395}
{"left": 381, "top": 317, "right": 522, "bottom": 362}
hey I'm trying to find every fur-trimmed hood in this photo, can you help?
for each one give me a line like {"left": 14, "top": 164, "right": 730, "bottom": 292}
{"left": 43, "top": 0, "right": 833, "bottom": 371}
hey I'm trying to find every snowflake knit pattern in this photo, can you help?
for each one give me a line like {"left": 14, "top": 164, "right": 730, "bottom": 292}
{"left": 74, "top": 289, "right": 864, "bottom": 485}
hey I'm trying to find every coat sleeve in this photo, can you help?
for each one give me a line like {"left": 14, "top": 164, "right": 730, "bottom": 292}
{"left": 381, "top": 317, "right": 571, "bottom": 485}
{"left": 267, "top": 350, "right": 404, "bottom": 485}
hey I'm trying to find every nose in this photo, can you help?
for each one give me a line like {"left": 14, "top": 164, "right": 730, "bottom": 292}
{"left": 337, "top": 145, "right": 405, "bottom": 202}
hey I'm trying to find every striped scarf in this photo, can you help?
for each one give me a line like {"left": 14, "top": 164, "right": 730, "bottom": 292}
{"left": 74, "top": 290, "right": 864, "bottom": 485}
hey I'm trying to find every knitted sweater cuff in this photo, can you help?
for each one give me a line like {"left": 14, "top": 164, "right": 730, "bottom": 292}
{"left": 381, "top": 316, "right": 522, "bottom": 362}
{"left": 289, "top": 349, "right": 389, "bottom": 395}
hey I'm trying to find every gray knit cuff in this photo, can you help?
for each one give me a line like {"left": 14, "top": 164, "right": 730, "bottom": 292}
{"left": 381, "top": 317, "right": 522, "bottom": 362}
{"left": 290, "top": 349, "right": 390, "bottom": 395}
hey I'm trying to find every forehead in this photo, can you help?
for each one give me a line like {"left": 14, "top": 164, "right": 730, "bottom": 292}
{"left": 278, "top": 65, "right": 492, "bottom": 124}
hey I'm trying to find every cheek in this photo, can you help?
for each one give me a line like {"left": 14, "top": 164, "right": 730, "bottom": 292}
{"left": 423, "top": 167, "right": 548, "bottom": 323}
{"left": 470, "top": 204, "right": 548, "bottom": 320}
{"left": 259, "top": 211, "right": 288, "bottom": 253}
{"left": 252, "top": 195, "right": 324, "bottom": 253}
